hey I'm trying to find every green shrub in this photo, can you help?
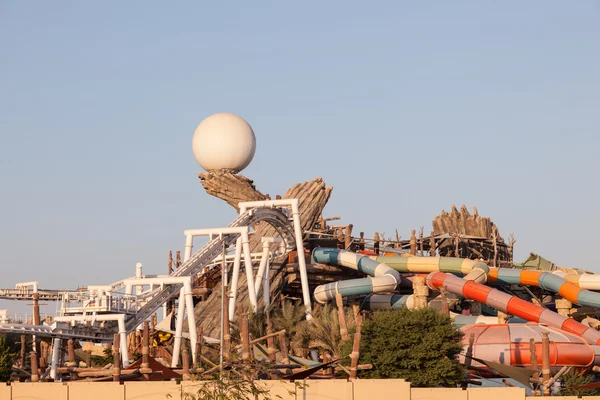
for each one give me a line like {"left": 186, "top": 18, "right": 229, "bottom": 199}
{"left": 356, "top": 308, "right": 465, "bottom": 387}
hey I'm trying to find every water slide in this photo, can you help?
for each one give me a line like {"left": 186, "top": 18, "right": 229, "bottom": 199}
{"left": 426, "top": 272, "right": 600, "bottom": 345}
{"left": 374, "top": 254, "right": 600, "bottom": 307}
{"left": 313, "top": 248, "right": 600, "bottom": 345}
{"left": 459, "top": 323, "right": 600, "bottom": 369}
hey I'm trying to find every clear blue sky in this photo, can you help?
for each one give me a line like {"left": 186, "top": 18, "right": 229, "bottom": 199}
{"left": 1, "top": 1, "right": 598, "bottom": 313}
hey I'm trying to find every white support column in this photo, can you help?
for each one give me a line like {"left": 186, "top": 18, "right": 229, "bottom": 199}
{"left": 254, "top": 241, "right": 271, "bottom": 296}
{"left": 171, "top": 290, "right": 186, "bottom": 367}
{"left": 184, "top": 233, "right": 194, "bottom": 262}
{"left": 290, "top": 200, "right": 312, "bottom": 318}
{"left": 183, "top": 279, "right": 198, "bottom": 365}
{"left": 50, "top": 337, "right": 61, "bottom": 380}
{"left": 228, "top": 237, "right": 243, "bottom": 321}
{"left": 241, "top": 230, "right": 258, "bottom": 311}
{"left": 118, "top": 318, "right": 129, "bottom": 367}
{"left": 263, "top": 251, "right": 271, "bottom": 308}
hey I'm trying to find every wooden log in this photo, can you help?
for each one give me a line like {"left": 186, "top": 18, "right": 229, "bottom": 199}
{"left": 113, "top": 334, "right": 120, "bottom": 382}
{"left": 266, "top": 313, "right": 277, "bottom": 363}
{"left": 344, "top": 224, "right": 353, "bottom": 250}
{"left": 66, "top": 339, "right": 76, "bottom": 367}
{"left": 20, "top": 335, "right": 26, "bottom": 367}
{"left": 462, "top": 333, "right": 475, "bottom": 389}
{"left": 419, "top": 227, "right": 424, "bottom": 256}
{"left": 349, "top": 313, "right": 362, "bottom": 379}
{"left": 410, "top": 230, "right": 417, "bottom": 255}
{"left": 85, "top": 350, "right": 91, "bottom": 369}
{"left": 194, "top": 325, "right": 203, "bottom": 368}
{"left": 336, "top": 293, "right": 349, "bottom": 341}
{"left": 30, "top": 351, "right": 39, "bottom": 382}
{"left": 39, "top": 341, "right": 48, "bottom": 369}
{"left": 430, "top": 231, "right": 436, "bottom": 256}
{"left": 542, "top": 332, "right": 551, "bottom": 396}
{"left": 240, "top": 305, "right": 250, "bottom": 362}
{"left": 278, "top": 331, "right": 289, "bottom": 364}
{"left": 529, "top": 338, "right": 539, "bottom": 382}
{"left": 182, "top": 348, "right": 190, "bottom": 381}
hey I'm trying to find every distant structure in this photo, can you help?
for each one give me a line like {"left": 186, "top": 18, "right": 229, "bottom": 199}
{"left": 192, "top": 112, "right": 256, "bottom": 174}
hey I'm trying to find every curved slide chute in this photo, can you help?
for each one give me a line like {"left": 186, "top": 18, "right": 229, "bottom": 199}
{"left": 371, "top": 255, "right": 489, "bottom": 283}
{"left": 426, "top": 272, "right": 600, "bottom": 345}
{"left": 487, "top": 268, "right": 600, "bottom": 307}
{"left": 312, "top": 248, "right": 408, "bottom": 303}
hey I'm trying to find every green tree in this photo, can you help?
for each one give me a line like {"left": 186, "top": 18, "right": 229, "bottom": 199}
{"left": 356, "top": 308, "right": 465, "bottom": 387}
{"left": 560, "top": 369, "right": 599, "bottom": 397}
{"left": 292, "top": 304, "right": 355, "bottom": 359}
{"left": 0, "top": 335, "right": 15, "bottom": 382}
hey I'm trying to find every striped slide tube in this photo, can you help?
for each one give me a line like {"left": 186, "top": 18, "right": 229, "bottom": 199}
{"left": 487, "top": 268, "right": 600, "bottom": 308}
{"left": 373, "top": 255, "right": 489, "bottom": 283}
{"left": 312, "top": 249, "right": 402, "bottom": 304}
{"left": 552, "top": 270, "right": 600, "bottom": 291}
{"left": 426, "top": 272, "right": 600, "bottom": 345}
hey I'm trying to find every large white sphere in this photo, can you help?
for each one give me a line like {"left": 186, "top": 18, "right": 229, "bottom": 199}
{"left": 192, "top": 113, "right": 256, "bottom": 174}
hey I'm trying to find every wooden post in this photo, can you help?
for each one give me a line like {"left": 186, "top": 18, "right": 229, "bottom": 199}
{"left": 529, "top": 338, "right": 539, "bottom": 382}
{"left": 20, "top": 335, "right": 26, "bottom": 367}
{"left": 373, "top": 232, "right": 380, "bottom": 255}
{"left": 492, "top": 227, "right": 498, "bottom": 268}
{"left": 542, "top": 332, "right": 551, "bottom": 396}
{"left": 176, "top": 250, "right": 182, "bottom": 268}
{"left": 85, "top": 350, "right": 91, "bottom": 368}
{"left": 344, "top": 224, "right": 353, "bottom": 250}
{"left": 349, "top": 313, "right": 363, "bottom": 379}
{"left": 440, "top": 288, "right": 449, "bottom": 316}
{"left": 410, "top": 230, "right": 417, "bottom": 255}
{"left": 278, "top": 331, "right": 289, "bottom": 364}
{"left": 335, "top": 293, "right": 349, "bottom": 341}
{"left": 223, "top": 288, "right": 231, "bottom": 361}
{"left": 429, "top": 231, "right": 436, "bottom": 256}
{"left": 39, "top": 341, "right": 48, "bottom": 369}
{"left": 113, "top": 334, "right": 120, "bottom": 382}
{"left": 194, "top": 325, "right": 203, "bottom": 368}
{"left": 412, "top": 277, "right": 429, "bottom": 309}
{"left": 359, "top": 232, "right": 365, "bottom": 251}
{"left": 555, "top": 298, "right": 572, "bottom": 317}
{"left": 30, "top": 351, "right": 39, "bottom": 382}
{"left": 240, "top": 306, "right": 250, "bottom": 362}
{"left": 266, "top": 312, "right": 277, "bottom": 363}
{"left": 182, "top": 348, "right": 190, "bottom": 381}
{"left": 67, "top": 339, "right": 76, "bottom": 367}
{"left": 419, "top": 227, "right": 424, "bottom": 256}
{"left": 141, "top": 321, "right": 150, "bottom": 373}
{"left": 462, "top": 333, "right": 475, "bottom": 389}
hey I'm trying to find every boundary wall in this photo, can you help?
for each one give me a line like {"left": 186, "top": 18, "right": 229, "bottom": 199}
{"left": 0, "top": 380, "right": 593, "bottom": 400}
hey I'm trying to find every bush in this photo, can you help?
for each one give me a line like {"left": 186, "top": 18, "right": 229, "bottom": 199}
{"left": 0, "top": 336, "right": 15, "bottom": 382}
{"left": 560, "top": 369, "right": 599, "bottom": 397}
{"left": 356, "top": 308, "right": 465, "bottom": 387}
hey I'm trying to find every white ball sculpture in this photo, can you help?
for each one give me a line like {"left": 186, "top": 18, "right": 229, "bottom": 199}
{"left": 192, "top": 113, "right": 256, "bottom": 174}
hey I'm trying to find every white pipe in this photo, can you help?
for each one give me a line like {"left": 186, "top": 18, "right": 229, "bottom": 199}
{"left": 184, "top": 233, "right": 194, "bottom": 262}
{"left": 15, "top": 281, "right": 39, "bottom": 292}
{"left": 263, "top": 253, "right": 271, "bottom": 309}
{"left": 241, "top": 230, "right": 258, "bottom": 311}
{"left": 254, "top": 242, "right": 271, "bottom": 296}
{"left": 228, "top": 237, "right": 243, "bottom": 321}
{"left": 171, "top": 290, "right": 186, "bottom": 367}
{"left": 238, "top": 199, "right": 299, "bottom": 214}
{"left": 117, "top": 317, "right": 129, "bottom": 366}
{"left": 183, "top": 280, "right": 198, "bottom": 365}
{"left": 50, "top": 337, "right": 61, "bottom": 380}
{"left": 290, "top": 200, "right": 312, "bottom": 318}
